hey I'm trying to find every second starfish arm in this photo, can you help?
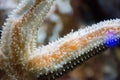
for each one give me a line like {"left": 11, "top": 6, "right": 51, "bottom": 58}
{"left": 0, "top": 0, "right": 55, "bottom": 64}
{"left": 27, "top": 19, "right": 120, "bottom": 80}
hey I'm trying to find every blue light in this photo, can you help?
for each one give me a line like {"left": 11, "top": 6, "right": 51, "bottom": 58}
{"left": 104, "top": 31, "right": 119, "bottom": 47}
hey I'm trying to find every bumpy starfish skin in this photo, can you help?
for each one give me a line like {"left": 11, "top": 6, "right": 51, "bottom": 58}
{"left": 0, "top": 0, "right": 120, "bottom": 80}
{"left": 28, "top": 19, "right": 120, "bottom": 79}
{"left": 0, "top": 0, "right": 55, "bottom": 79}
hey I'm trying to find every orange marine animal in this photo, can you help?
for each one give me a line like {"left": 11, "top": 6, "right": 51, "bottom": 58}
{"left": 0, "top": 0, "right": 120, "bottom": 80}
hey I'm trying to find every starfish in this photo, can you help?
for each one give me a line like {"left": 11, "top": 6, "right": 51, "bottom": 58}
{"left": 0, "top": 0, "right": 120, "bottom": 80}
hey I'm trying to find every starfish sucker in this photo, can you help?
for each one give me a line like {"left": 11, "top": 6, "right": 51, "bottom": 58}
{"left": 0, "top": 0, "right": 120, "bottom": 80}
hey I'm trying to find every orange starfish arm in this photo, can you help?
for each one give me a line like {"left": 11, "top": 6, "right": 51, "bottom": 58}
{"left": 28, "top": 19, "right": 120, "bottom": 79}
{"left": 0, "top": 0, "right": 55, "bottom": 79}
{"left": 1, "top": 0, "right": 55, "bottom": 64}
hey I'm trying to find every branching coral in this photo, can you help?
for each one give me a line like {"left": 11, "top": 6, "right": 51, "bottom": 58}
{"left": 0, "top": 0, "right": 120, "bottom": 80}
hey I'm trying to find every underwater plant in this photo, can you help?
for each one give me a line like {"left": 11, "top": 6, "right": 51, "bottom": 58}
{"left": 0, "top": 0, "right": 120, "bottom": 80}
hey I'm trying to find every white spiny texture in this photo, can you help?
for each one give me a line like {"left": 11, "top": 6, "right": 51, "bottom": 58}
{"left": 0, "top": 0, "right": 120, "bottom": 80}
{"left": 28, "top": 19, "right": 120, "bottom": 79}
{"left": 0, "top": 0, "right": 55, "bottom": 80}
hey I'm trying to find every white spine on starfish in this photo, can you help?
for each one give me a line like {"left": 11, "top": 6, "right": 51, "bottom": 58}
{"left": 28, "top": 19, "right": 120, "bottom": 76}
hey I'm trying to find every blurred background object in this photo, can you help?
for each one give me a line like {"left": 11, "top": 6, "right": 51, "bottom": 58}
{"left": 0, "top": 0, "right": 120, "bottom": 80}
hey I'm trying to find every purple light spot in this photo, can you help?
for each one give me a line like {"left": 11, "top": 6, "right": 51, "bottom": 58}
{"left": 104, "top": 31, "right": 119, "bottom": 47}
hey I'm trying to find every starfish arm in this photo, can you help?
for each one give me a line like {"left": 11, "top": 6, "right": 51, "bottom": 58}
{"left": 27, "top": 19, "right": 120, "bottom": 79}
{"left": 0, "top": 0, "right": 55, "bottom": 63}
{"left": 0, "top": 0, "right": 35, "bottom": 56}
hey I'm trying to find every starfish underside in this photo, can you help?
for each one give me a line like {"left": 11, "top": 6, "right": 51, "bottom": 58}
{"left": 0, "top": 0, "right": 120, "bottom": 80}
